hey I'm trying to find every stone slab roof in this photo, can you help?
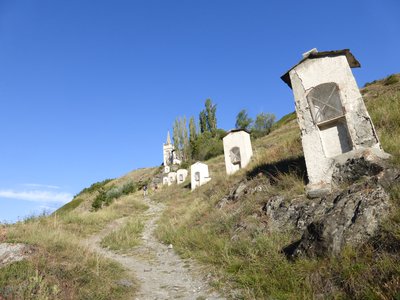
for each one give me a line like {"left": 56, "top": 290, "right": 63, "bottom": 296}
{"left": 281, "top": 49, "right": 361, "bottom": 89}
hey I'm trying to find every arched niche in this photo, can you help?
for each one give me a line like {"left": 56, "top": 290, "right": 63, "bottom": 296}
{"left": 307, "top": 82, "right": 353, "bottom": 157}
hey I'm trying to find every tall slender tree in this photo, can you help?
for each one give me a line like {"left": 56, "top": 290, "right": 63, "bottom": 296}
{"left": 189, "top": 116, "right": 197, "bottom": 142}
{"left": 254, "top": 112, "right": 276, "bottom": 133}
{"left": 199, "top": 110, "right": 207, "bottom": 133}
{"left": 235, "top": 109, "right": 253, "bottom": 130}
{"left": 172, "top": 117, "right": 190, "bottom": 161}
{"left": 205, "top": 98, "right": 217, "bottom": 133}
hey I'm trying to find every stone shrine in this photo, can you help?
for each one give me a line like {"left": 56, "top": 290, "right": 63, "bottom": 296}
{"left": 177, "top": 169, "right": 188, "bottom": 184}
{"left": 167, "top": 172, "right": 177, "bottom": 186}
{"left": 223, "top": 129, "right": 253, "bottom": 175}
{"left": 281, "top": 48, "right": 388, "bottom": 196}
{"left": 162, "top": 176, "right": 169, "bottom": 186}
{"left": 190, "top": 162, "right": 211, "bottom": 191}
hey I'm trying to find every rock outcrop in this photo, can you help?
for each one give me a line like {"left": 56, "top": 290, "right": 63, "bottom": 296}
{"left": 281, "top": 156, "right": 398, "bottom": 258}
{"left": 283, "top": 179, "right": 390, "bottom": 258}
{"left": 0, "top": 243, "right": 33, "bottom": 268}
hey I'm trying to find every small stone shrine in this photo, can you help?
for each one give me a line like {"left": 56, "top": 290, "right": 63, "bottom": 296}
{"left": 223, "top": 129, "right": 253, "bottom": 175}
{"left": 281, "top": 48, "right": 388, "bottom": 196}
{"left": 167, "top": 172, "right": 177, "bottom": 186}
{"left": 162, "top": 176, "right": 169, "bottom": 186}
{"left": 190, "top": 162, "right": 211, "bottom": 191}
{"left": 176, "top": 169, "right": 188, "bottom": 184}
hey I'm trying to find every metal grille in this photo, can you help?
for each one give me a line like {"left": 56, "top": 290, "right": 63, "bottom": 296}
{"left": 230, "top": 147, "right": 241, "bottom": 165}
{"left": 308, "top": 82, "right": 344, "bottom": 124}
{"left": 194, "top": 172, "right": 200, "bottom": 181}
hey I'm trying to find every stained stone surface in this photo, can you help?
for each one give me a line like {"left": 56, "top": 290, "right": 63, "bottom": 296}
{"left": 0, "top": 243, "right": 32, "bottom": 268}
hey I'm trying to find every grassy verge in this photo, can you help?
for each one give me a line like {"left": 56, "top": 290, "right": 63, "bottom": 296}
{"left": 154, "top": 80, "right": 400, "bottom": 298}
{"left": 1, "top": 193, "right": 148, "bottom": 299}
{"left": 3, "top": 216, "right": 134, "bottom": 299}
{"left": 367, "top": 91, "right": 400, "bottom": 165}
{"left": 56, "top": 194, "right": 148, "bottom": 237}
{"left": 101, "top": 217, "right": 145, "bottom": 251}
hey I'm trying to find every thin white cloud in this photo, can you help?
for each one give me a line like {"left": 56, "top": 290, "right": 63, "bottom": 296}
{"left": 0, "top": 189, "right": 72, "bottom": 204}
{"left": 22, "top": 183, "right": 60, "bottom": 189}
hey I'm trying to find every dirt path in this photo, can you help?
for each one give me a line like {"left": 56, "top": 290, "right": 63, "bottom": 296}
{"left": 84, "top": 197, "right": 225, "bottom": 300}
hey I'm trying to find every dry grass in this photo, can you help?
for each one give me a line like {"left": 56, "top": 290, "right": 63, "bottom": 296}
{"left": 2, "top": 216, "right": 135, "bottom": 299}
{"left": 2, "top": 74, "right": 399, "bottom": 299}
{"left": 154, "top": 75, "right": 400, "bottom": 299}
{"left": 101, "top": 217, "right": 145, "bottom": 251}
{"left": 1, "top": 192, "right": 148, "bottom": 299}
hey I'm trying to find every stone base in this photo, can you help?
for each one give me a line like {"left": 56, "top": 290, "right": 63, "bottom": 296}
{"left": 306, "top": 183, "right": 331, "bottom": 199}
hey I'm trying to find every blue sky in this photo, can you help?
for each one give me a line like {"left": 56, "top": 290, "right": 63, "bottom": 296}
{"left": 0, "top": 0, "right": 399, "bottom": 222}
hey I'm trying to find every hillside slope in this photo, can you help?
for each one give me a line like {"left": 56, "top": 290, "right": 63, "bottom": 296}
{"left": 1, "top": 74, "right": 399, "bottom": 299}
{"left": 152, "top": 73, "right": 400, "bottom": 299}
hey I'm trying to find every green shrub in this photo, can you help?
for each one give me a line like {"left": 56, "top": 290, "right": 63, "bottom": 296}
{"left": 364, "top": 80, "right": 377, "bottom": 87}
{"left": 271, "top": 111, "right": 296, "bottom": 132}
{"left": 92, "top": 181, "right": 139, "bottom": 210}
{"left": 384, "top": 74, "right": 399, "bottom": 86}
{"left": 191, "top": 130, "right": 225, "bottom": 161}
{"left": 76, "top": 178, "right": 113, "bottom": 197}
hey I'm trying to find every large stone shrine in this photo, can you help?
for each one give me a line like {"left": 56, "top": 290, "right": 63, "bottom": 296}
{"left": 223, "top": 129, "right": 253, "bottom": 175}
{"left": 177, "top": 169, "right": 188, "bottom": 184}
{"left": 190, "top": 162, "right": 211, "bottom": 191}
{"left": 281, "top": 48, "right": 388, "bottom": 197}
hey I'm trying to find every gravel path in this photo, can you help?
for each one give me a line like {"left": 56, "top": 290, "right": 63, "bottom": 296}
{"left": 84, "top": 197, "right": 225, "bottom": 300}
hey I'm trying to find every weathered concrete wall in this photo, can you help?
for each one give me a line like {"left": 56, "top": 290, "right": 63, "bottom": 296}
{"left": 177, "top": 169, "right": 188, "bottom": 184}
{"left": 289, "top": 55, "right": 382, "bottom": 194}
{"left": 190, "top": 162, "right": 211, "bottom": 191}
{"left": 223, "top": 130, "right": 253, "bottom": 175}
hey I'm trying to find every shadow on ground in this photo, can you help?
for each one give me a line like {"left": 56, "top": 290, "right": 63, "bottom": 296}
{"left": 246, "top": 156, "right": 308, "bottom": 185}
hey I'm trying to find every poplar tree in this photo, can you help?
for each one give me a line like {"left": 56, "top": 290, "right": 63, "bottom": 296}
{"left": 189, "top": 116, "right": 197, "bottom": 142}
{"left": 205, "top": 98, "right": 217, "bottom": 132}
{"left": 254, "top": 112, "right": 276, "bottom": 133}
{"left": 199, "top": 110, "right": 207, "bottom": 133}
{"left": 172, "top": 117, "right": 190, "bottom": 162}
{"left": 235, "top": 109, "right": 253, "bottom": 130}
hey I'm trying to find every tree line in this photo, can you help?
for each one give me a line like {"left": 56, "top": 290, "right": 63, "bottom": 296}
{"left": 172, "top": 99, "right": 275, "bottom": 164}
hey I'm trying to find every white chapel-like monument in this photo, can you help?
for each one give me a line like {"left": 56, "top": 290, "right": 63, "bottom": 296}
{"left": 223, "top": 129, "right": 253, "bottom": 175}
{"left": 281, "top": 48, "right": 388, "bottom": 196}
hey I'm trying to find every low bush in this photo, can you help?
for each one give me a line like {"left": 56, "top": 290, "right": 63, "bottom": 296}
{"left": 92, "top": 181, "right": 140, "bottom": 210}
{"left": 384, "top": 74, "right": 399, "bottom": 86}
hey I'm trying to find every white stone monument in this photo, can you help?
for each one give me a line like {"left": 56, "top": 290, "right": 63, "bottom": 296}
{"left": 176, "top": 169, "right": 188, "bottom": 184}
{"left": 162, "top": 176, "right": 169, "bottom": 186}
{"left": 282, "top": 49, "right": 388, "bottom": 196}
{"left": 167, "top": 172, "right": 177, "bottom": 186}
{"left": 223, "top": 129, "right": 253, "bottom": 175}
{"left": 190, "top": 162, "right": 211, "bottom": 191}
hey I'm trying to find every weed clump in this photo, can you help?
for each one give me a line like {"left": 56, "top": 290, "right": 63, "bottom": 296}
{"left": 92, "top": 181, "right": 139, "bottom": 210}
{"left": 384, "top": 74, "right": 399, "bottom": 86}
